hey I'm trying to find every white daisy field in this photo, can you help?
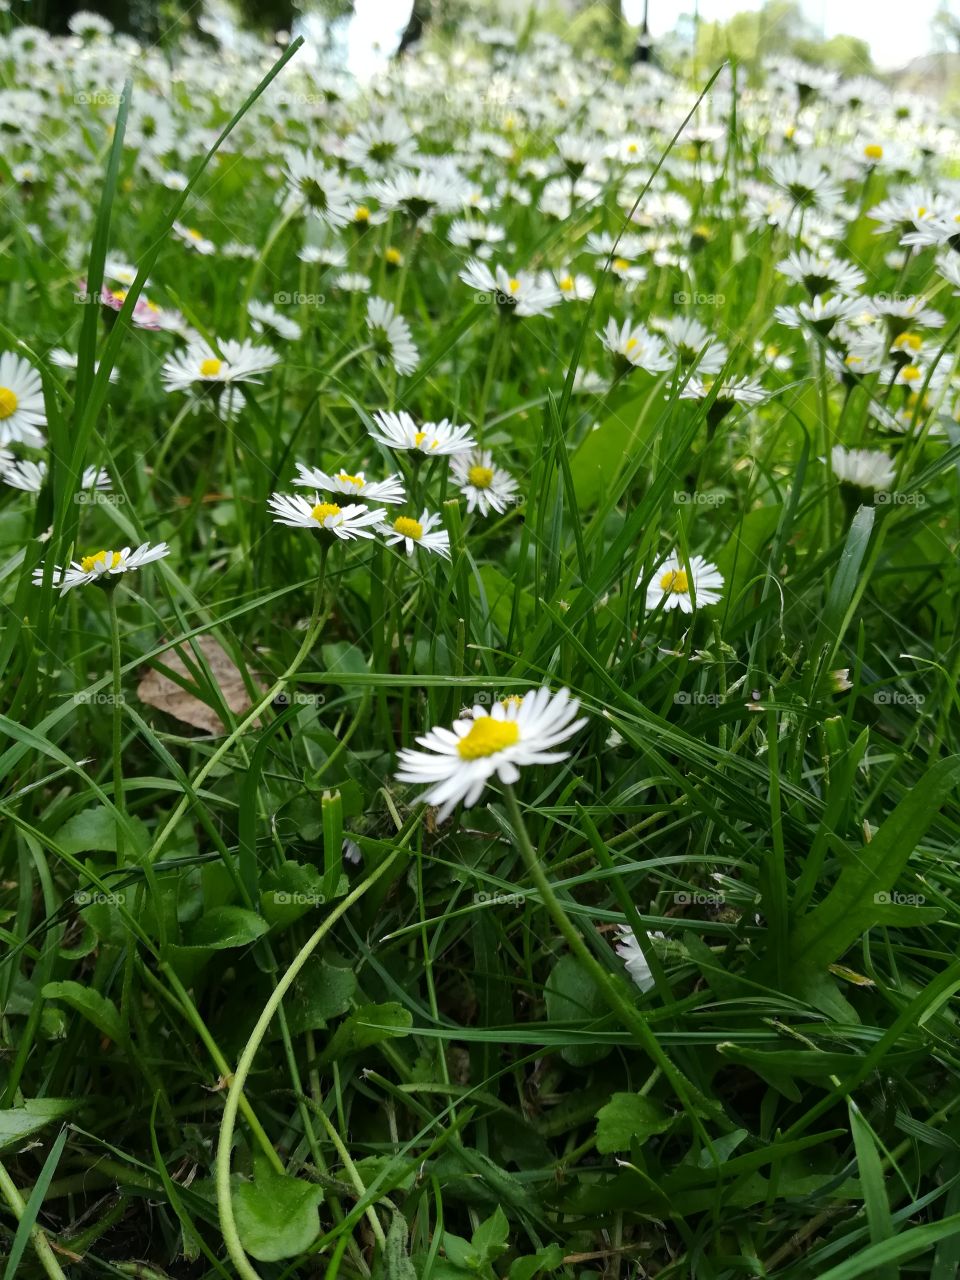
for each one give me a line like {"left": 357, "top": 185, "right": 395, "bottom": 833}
{"left": 2, "top": 5, "right": 960, "bottom": 1277}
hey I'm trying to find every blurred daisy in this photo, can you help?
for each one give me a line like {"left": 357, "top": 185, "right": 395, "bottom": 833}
{"left": 830, "top": 446, "right": 895, "bottom": 491}
{"left": 283, "top": 151, "right": 355, "bottom": 227}
{"left": 2, "top": 459, "right": 109, "bottom": 493}
{"left": 776, "top": 250, "right": 866, "bottom": 296}
{"left": 49, "top": 348, "right": 119, "bottom": 383}
{"left": 366, "top": 297, "right": 419, "bottom": 375}
{"left": 162, "top": 339, "right": 280, "bottom": 395}
{"left": 172, "top": 223, "right": 216, "bottom": 255}
{"left": 598, "top": 319, "right": 672, "bottom": 376}
{"left": 774, "top": 294, "right": 861, "bottom": 335}
{"left": 395, "top": 687, "right": 587, "bottom": 821}
{"left": 448, "top": 218, "right": 506, "bottom": 259}
{"left": 248, "top": 300, "right": 301, "bottom": 342}
{"left": 644, "top": 551, "right": 724, "bottom": 613}
{"left": 379, "top": 510, "right": 450, "bottom": 559}
{"left": 293, "top": 463, "right": 405, "bottom": 505}
{"left": 451, "top": 449, "right": 518, "bottom": 515}
{"left": 616, "top": 926, "right": 665, "bottom": 993}
{"left": 267, "top": 493, "right": 385, "bottom": 540}
{"left": 0, "top": 352, "right": 46, "bottom": 447}
{"left": 368, "top": 410, "right": 475, "bottom": 457}
{"left": 33, "top": 542, "right": 169, "bottom": 595}
{"left": 459, "top": 259, "right": 561, "bottom": 317}
{"left": 552, "top": 269, "right": 595, "bottom": 302}
{"left": 654, "top": 316, "right": 727, "bottom": 373}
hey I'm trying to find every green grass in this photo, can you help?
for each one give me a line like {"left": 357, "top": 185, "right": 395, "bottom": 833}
{"left": 1, "top": 13, "right": 960, "bottom": 1279}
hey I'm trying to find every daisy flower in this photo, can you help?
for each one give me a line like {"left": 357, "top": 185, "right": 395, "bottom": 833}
{"left": 0, "top": 352, "right": 46, "bottom": 447}
{"left": 776, "top": 249, "right": 866, "bottom": 296}
{"left": 33, "top": 542, "right": 169, "bottom": 595}
{"left": 161, "top": 339, "right": 280, "bottom": 395}
{"left": 773, "top": 294, "right": 862, "bottom": 335}
{"left": 378, "top": 509, "right": 450, "bottom": 560}
{"left": 451, "top": 449, "right": 519, "bottom": 515}
{"left": 448, "top": 217, "right": 506, "bottom": 259}
{"left": 368, "top": 410, "right": 476, "bottom": 457}
{"left": 653, "top": 316, "right": 728, "bottom": 373}
{"left": 459, "top": 259, "right": 561, "bottom": 318}
{"left": 49, "top": 348, "right": 119, "bottom": 383}
{"left": 172, "top": 223, "right": 216, "bottom": 255}
{"left": 374, "top": 167, "right": 464, "bottom": 221}
{"left": 248, "top": 300, "right": 301, "bottom": 342}
{"left": 615, "top": 926, "right": 665, "bottom": 993}
{"left": 552, "top": 269, "right": 596, "bottom": 302}
{"left": 292, "top": 463, "right": 405, "bottom": 505}
{"left": 598, "top": 318, "right": 673, "bottom": 376}
{"left": 366, "top": 297, "right": 419, "bottom": 375}
{"left": 2, "top": 459, "right": 109, "bottom": 493}
{"left": 283, "top": 151, "right": 355, "bottom": 227}
{"left": 395, "top": 687, "right": 587, "bottom": 821}
{"left": 643, "top": 551, "right": 724, "bottom": 614}
{"left": 830, "top": 446, "right": 895, "bottom": 492}
{"left": 267, "top": 493, "right": 385, "bottom": 541}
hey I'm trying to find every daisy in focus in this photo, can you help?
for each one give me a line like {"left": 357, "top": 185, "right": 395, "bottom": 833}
{"left": 378, "top": 510, "right": 451, "bottom": 559}
{"left": 367, "top": 410, "right": 476, "bottom": 457}
{"left": 598, "top": 318, "right": 673, "bottom": 377}
{"left": 459, "top": 259, "right": 561, "bottom": 317}
{"left": 0, "top": 352, "right": 47, "bottom": 447}
{"left": 395, "top": 687, "right": 587, "bottom": 821}
{"left": 644, "top": 551, "right": 724, "bottom": 614}
{"left": 293, "top": 463, "right": 405, "bottom": 505}
{"left": 451, "top": 449, "right": 519, "bottom": 515}
{"left": 161, "top": 339, "right": 280, "bottom": 396}
{"left": 267, "top": 493, "right": 385, "bottom": 541}
{"left": 2, "top": 458, "right": 110, "bottom": 493}
{"left": 366, "top": 297, "right": 419, "bottom": 375}
{"left": 33, "top": 542, "right": 169, "bottom": 595}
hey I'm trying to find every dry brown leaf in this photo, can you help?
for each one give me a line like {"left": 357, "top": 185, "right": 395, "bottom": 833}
{"left": 137, "top": 635, "right": 263, "bottom": 733}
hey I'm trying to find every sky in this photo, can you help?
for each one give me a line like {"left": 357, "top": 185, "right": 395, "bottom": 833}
{"left": 333, "top": 0, "right": 954, "bottom": 77}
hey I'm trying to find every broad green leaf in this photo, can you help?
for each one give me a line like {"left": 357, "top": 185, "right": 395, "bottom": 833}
{"left": 55, "top": 806, "right": 149, "bottom": 860}
{"left": 42, "top": 981, "right": 124, "bottom": 1044}
{"left": 544, "top": 956, "right": 610, "bottom": 1066}
{"left": 319, "top": 1002, "right": 412, "bottom": 1064}
{"left": 509, "top": 1245, "right": 564, "bottom": 1280}
{"left": 233, "top": 1159, "right": 323, "bottom": 1262}
{"left": 472, "top": 1206, "right": 509, "bottom": 1262}
{"left": 595, "top": 1092, "right": 672, "bottom": 1153}
{"left": 186, "top": 907, "right": 268, "bottom": 950}
{"left": 0, "top": 1099, "right": 76, "bottom": 1153}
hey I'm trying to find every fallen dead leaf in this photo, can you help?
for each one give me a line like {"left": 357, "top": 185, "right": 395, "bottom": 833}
{"left": 137, "top": 635, "right": 263, "bottom": 733}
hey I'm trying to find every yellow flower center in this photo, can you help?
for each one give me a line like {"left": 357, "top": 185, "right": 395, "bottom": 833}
{"left": 864, "top": 144, "right": 883, "bottom": 160}
{"left": 917, "top": 205, "right": 927, "bottom": 217}
{"left": 187, "top": 227, "right": 203, "bottom": 240}
{"left": 625, "top": 336, "right": 638, "bottom": 351}
{"left": 627, "top": 142, "right": 638, "bottom": 154}
{"left": 559, "top": 275, "right": 574, "bottom": 291}
{"left": 613, "top": 257, "right": 630, "bottom": 271}
{"left": 693, "top": 224, "right": 711, "bottom": 239}
{"left": 81, "top": 549, "right": 122, "bottom": 574}
{"left": 900, "top": 365, "right": 922, "bottom": 382}
{"left": 501, "top": 694, "right": 523, "bottom": 707}
{"left": 660, "top": 568, "right": 689, "bottom": 594}
{"left": 199, "top": 357, "right": 222, "bottom": 377}
{"left": 311, "top": 502, "right": 341, "bottom": 523}
{"left": 0, "top": 387, "right": 19, "bottom": 419}
{"left": 457, "top": 717, "right": 520, "bottom": 759}
{"left": 765, "top": 344, "right": 780, "bottom": 359}
{"left": 337, "top": 471, "right": 364, "bottom": 487}
{"left": 393, "top": 516, "right": 423, "bottom": 540}
{"left": 355, "top": 205, "right": 370, "bottom": 221}
{"left": 784, "top": 124, "right": 796, "bottom": 139}
{"left": 114, "top": 289, "right": 127, "bottom": 303}
{"left": 507, "top": 278, "right": 521, "bottom": 293}
{"left": 385, "top": 246, "right": 402, "bottom": 265}
{"left": 413, "top": 430, "right": 439, "bottom": 450}
{"left": 467, "top": 464, "right": 494, "bottom": 488}
{"left": 893, "top": 331, "right": 922, "bottom": 351}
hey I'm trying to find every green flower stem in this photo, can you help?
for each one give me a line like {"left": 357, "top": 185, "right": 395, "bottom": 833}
{"left": 107, "top": 588, "right": 125, "bottom": 863}
{"left": 215, "top": 847, "right": 401, "bottom": 1279}
{"left": 0, "top": 1161, "right": 69, "bottom": 1280}
{"left": 308, "top": 1100, "right": 387, "bottom": 1249}
{"left": 503, "top": 785, "right": 719, "bottom": 1146}
{"left": 146, "top": 550, "right": 330, "bottom": 865}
